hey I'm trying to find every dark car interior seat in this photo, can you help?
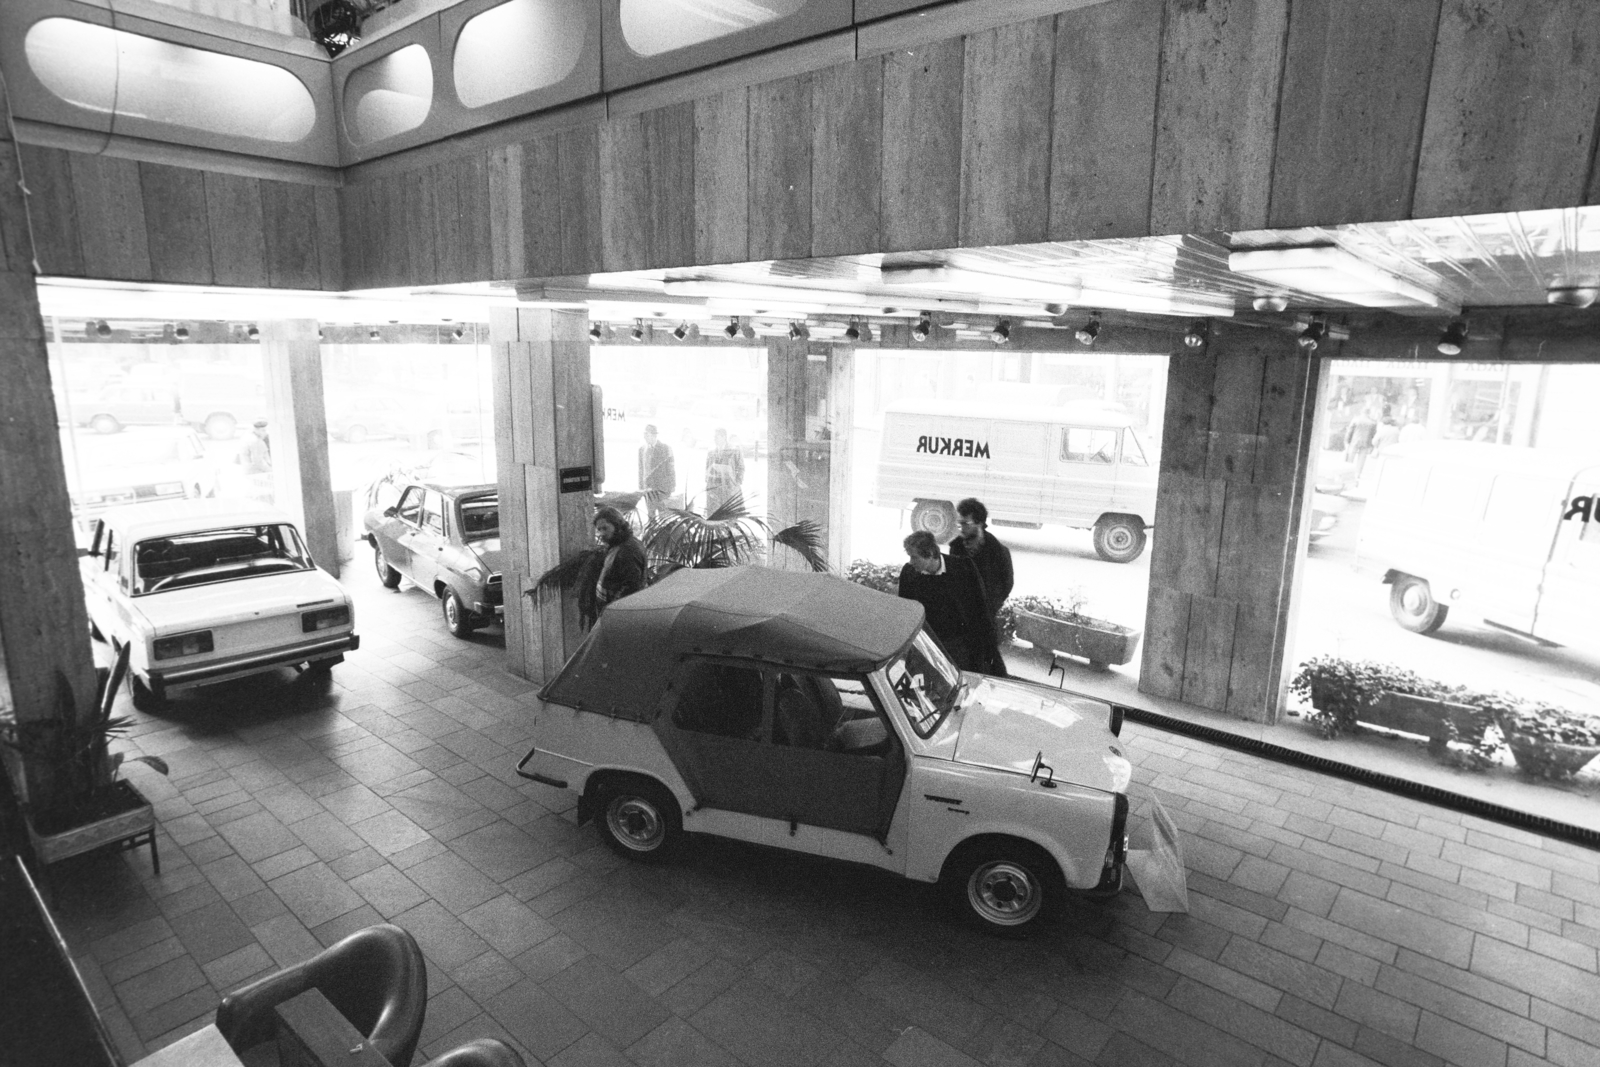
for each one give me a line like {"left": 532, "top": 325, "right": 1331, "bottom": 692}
{"left": 215, "top": 923, "right": 427, "bottom": 1067}
{"left": 775, "top": 674, "right": 841, "bottom": 749}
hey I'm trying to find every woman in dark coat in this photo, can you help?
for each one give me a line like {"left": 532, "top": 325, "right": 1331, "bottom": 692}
{"left": 579, "top": 505, "right": 647, "bottom": 626}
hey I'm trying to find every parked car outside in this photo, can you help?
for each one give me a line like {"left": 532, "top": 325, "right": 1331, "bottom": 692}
{"left": 327, "top": 394, "right": 441, "bottom": 446}
{"left": 62, "top": 426, "right": 216, "bottom": 537}
{"left": 68, "top": 379, "right": 184, "bottom": 434}
{"left": 81, "top": 500, "right": 357, "bottom": 709}
{"left": 517, "top": 566, "right": 1141, "bottom": 933}
{"left": 363, "top": 482, "right": 503, "bottom": 637}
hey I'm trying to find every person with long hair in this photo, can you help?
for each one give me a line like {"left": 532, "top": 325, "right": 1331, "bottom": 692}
{"left": 580, "top": 505, "right": 647, "bottom": 626}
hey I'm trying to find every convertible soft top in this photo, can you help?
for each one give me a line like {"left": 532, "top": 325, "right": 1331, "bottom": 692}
{"left": 539, "top": 566, "right": 924, "bottom": 721}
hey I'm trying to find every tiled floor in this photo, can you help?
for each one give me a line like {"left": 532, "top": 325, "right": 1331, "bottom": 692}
{"left": 41, "top": 563, "right": 1600, "bottom": 1067}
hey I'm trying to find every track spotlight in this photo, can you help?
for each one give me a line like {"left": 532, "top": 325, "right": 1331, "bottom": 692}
{"left": 672, "top": 322, "right": 689, "bottom": 341}
{"left": 989, "top": 319, "right": 1011, "bottom": 345}
{"left": 1436, "top": 319, "right": 1468, "bottom": 356}
{"left": 739, "top": 321, "right": 757, "bottom": 341}
{"left": 858, "top": 321, "right": 873, "bottom": 343}
{"left": 367, "top": 327, "right": 380, "bottom": 341}
{"left": 1297, "top": 315, "right": 1326, "bottom": 351}
{"left": 589, "top": 322, "right": 603, "bottom": 340}
{"left": 1547, "top": 285, "right": 1598, "bottom": 309}
{"left": 723, "top": 318, "right": 740, "bottom": 339}
{"left": 317, "top": 328, "right": 325, "bottom": 340}
{"left": 96, "top": 319, "right": 112, "bottom": 337}
{"left": 452, "top": 326, "right": 465, "bottom": 341}
{"left": 844, "top": 321, "right": 861, "bottom": 342}
{"left": 245, "top": 324, "right": 259, "bottom": 340}
{"left": 174, "top": 324, "right": 190, "bottom": 341}
{"left": 1252, "top": 294, "right": 1289, "bottom": 313}
{"left": 788, "top": 321, "right": 811, "bottom": 340}
{"left": 912, "top": 312, "right": 932, "bottom": 342}
{"left": 630, "top": 319, "right": 646, "bottom": 342}
{"left": 1075, "top": 316, "right": 1101, "bottom": 346}
{"left": 1182, "top": 320, "right": 1207, "bottom": 349}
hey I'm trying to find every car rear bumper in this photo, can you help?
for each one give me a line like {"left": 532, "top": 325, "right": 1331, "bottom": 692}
{"left": 148, "top": 632, "right": 359, "bottom": 696}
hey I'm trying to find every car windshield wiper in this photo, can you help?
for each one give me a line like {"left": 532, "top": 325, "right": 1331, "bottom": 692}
{"left": 934, "top": 676, "right": 969, "bottom": 722}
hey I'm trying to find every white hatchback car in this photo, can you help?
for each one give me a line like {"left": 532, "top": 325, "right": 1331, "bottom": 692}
{"left": 518, "top": 567, "right": 1135, "bottom": 932}
{"left": 81, "top": 500, "right": 358, "bottom": 709}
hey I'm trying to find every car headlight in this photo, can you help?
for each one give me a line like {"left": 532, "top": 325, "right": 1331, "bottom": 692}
{"left": 464, "top": 566, "right": 484, "bottom": 583}
{"left": 302, "top": 605, "right": 352, "bottom": 632}
{"left": 154, "top": 630, "right": 214, "bottom": 660}
{"left": 1103, "top": 751, "right": 1132, "bottom": 793}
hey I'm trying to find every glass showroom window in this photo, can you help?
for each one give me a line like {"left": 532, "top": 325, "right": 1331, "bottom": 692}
{"left": 618, "top": 0, "right": 806, "bottom": 57}
{"left": 25, "top": 18, "right": 316, "bottom": 142}
{"left": 343, "top": 44, "right": 433, "bottom": 145}
{"left": 453, "top": 0, "right": 586, "bottom": 108}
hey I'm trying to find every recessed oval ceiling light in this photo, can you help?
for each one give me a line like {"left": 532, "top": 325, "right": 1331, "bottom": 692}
{"left": 1252, "top": 295, "right": 1289, "bottom": 313}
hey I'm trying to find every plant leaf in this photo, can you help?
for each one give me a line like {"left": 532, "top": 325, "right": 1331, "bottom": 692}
{"left": 126, "top": 755, "right": 170, "bottom": 776}
{"left": 773, "top": 520, "right": 828, "bottom": 572}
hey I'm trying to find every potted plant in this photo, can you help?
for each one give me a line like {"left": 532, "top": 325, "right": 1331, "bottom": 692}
{"left": 1493, "top": 700, "right": 1600, "bottom": 780}
{"left": 1, "top": 645, "right": 168, "bottom": 872}
{"left": 843, "top": 559, "right": 900, "bottom": 596}
{"left": 1001, "top": 591, "right": 1142, "bottom": 670}
{"left": 1288, "top": 656, "right": 1500, "bottom": 756}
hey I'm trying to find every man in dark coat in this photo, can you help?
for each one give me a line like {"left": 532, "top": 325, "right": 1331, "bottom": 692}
{"left": 897, "top": 530, "right": 996, "bottom": 673}
{"left": 637, "top": 424, "right": 676, "bottom": 521}
{"left": 947, "top": 497, "right": 1013, "bottom": 675}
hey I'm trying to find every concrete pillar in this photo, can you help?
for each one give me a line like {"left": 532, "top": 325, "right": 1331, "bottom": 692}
{"left": 0, "top": 90, "right": 99, "bottom": 801}
{"left": 766, "top": 340, "right": 853, "bottom": 572}
{"left": 1139, "top": 322, "right": 1321, "bottom": 723}
{"left": 259, "top": 320, "right": 339, "bottom": 577}
{"left": 490, "top": 307, "right": 593, "bottom": 682}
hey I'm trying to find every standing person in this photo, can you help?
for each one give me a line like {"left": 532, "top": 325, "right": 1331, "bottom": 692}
{"left": 947, "top": 497, "right": 1013, "bottom": 676}
{"left": 637, "top": 424, "right": 676, "bottom": 522}
{"left": 703, "top": 427, "right": 745, "bottom": 514}
{"left": 1343, "top": 401, "right": 1378, "bottom": 480}
{"left": 239, "top": 419, "right": 272, "bottom": 474}
{"left": 579, "top": 505, "right": 647, "bottom": 628}
{"left": 897, "top": 530, "right": 996, "bottom": 673}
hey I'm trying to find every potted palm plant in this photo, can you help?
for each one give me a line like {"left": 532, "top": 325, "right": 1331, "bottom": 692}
{"left": 1000, "top": 591, "right": 1142, "bottom": 670}
{"left": 1, "top": 645, "right": 168, "bottom": 872}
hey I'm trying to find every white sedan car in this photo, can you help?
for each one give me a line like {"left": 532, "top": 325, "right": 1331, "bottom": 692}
{"left": 518, "top": 567, "right": 1139, "bottom": 933}
{"left": 81, "top": 500, "right": 358, "bottom": 709}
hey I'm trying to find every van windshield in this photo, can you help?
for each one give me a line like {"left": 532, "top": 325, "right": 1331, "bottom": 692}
{"left": 1123, "top": 430, "right": 1150, "bottom": 466}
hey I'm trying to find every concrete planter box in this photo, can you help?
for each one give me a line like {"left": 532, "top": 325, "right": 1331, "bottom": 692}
{"left": 1359, "top": 691, "right": 1494, "bottom": 755}
{"left": 1501, "top": 733, "right": 1600, "bottom": 780}
{"left": 1014, "top": 608, "right": 1141, "bottom": 670}
{"left": 25, "top": 780, "right": 156, "bottom": 870}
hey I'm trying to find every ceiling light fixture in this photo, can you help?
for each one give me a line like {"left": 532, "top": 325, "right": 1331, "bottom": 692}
{"left": 630, "top": 319, "right": 645, "bottom": 342}
{"left": 589, "top": 322, "right": 603, "bottom": 340}
{"left": 723, "top": 318, "right": 739, "bottom": 339}
{"left": 912, "top": 312, "right": 932, "bottom": 342}
{"left": 1297, "top": 315, "right": 1326, "bottom": 351}
{"left": 844, "top": 321, "right": 861, "bottom": 342}
{"left": 672, "top": 322, "right": 689, "bottom": 341}
{"left": 1182, "top": 321, "right": 1207, "bottom": 349}
{"left": 1547, "top": 285, "right": 1599, "bottom": 309}
{"left": 95, "top": 319, "right": 112, "bottom": 337}
{"left": 989, "top": 319, "right": 1011, "bottom": 345}
{"left": 739, "top": 321, "right": 756, "bottom": 341}
{"left": 174, "top": 324, "right": 190, "bottom": 341}
{"left": 1075, "top": 315, "right": 1101, "bottom": 346}
{"left": 367, "top": 326, "right": 380, "bottom": 341}
{"left": 1436, "top": 320, "right": 1469, "bottom": 356}
{"left": 1252, "top": 294, "right": 1290, "bottom": 313}
{"left": 453, "top": 326, "right": 465, "bottom": 341}
{"left": 245, "top": 324, "right": 259, "bottom": 340}
{"left": 1229, "top": 246, "right": 1458, "bottom": 314}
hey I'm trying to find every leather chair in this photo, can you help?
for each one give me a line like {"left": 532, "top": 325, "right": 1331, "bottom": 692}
{"left": 421, "top": 1039, "right": 527, "bottom": 1067}
{"left": 215, "top": 923, "right": 427, "bottom": 1067}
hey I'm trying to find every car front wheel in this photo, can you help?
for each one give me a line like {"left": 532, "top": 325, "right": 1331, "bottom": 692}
{"left": 373, "top": 544, "right": 401, "bottom": 589}
{"left": 1390, "top": 574, "right": 1448, "bottom": 635}
{"left": 947, "top": 840, "right": 1059, "bottom": 933}
{"left": 1092, "top": 515, "right": 1147, "bottom": 563}
{"left": 441, "top": 589, "right": 475, "bottom": 638}
{"left": 595, "top": 779, "right": 681, "bottom": 862}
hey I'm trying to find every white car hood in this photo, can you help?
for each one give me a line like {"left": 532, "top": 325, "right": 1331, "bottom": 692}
{"left": 130, "top": 569, "right": 345, "bottom": 635}
{"left": 949, "top": 676, "right": 1126, "bottom": 793}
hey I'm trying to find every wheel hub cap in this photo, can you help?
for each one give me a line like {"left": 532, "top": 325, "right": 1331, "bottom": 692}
{"left": 609, "top": 798, "right": 664, "bottom": 850}
{"left": 969, "top": 861, "right": 1041, "bottom": 925}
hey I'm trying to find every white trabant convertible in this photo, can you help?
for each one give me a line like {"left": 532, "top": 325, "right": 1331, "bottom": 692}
{"left": 517, "top": 567, "right": 1134, "bottom": 932}
{"left": 81, "top": 500, "right": 358, "bottom": 709}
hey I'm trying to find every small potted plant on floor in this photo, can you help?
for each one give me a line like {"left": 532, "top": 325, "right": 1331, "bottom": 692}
{"left": 1, "top": 645, "right": 167, "bottom": 873}
{"left": 1493, "top": 700, "right": 1600, "bottom": 780}
{"left": 1000, "top": 590, "right": 1142, "bottom": 670}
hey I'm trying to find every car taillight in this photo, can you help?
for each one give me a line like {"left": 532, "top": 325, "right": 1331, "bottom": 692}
{"left": 1105, "top": 792, "right": 1130, "bottom": 868}
{"left": 154, "top": 630, "right": 214, "bottom": 660}
{"left": 302, "top": 605, "right": 351, "bottom": 632}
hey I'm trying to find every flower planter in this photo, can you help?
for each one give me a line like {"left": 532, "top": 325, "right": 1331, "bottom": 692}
{"left": 1014, "top": 608, "right": 1141, "bottom": 670}
{"left": 1501, "top": 734, "right": 1600, "bottom": 780}
{"left": 25, "top": 780, "right": 158, "bottom": 872}
{"left": 1361, "top": 691, "right": 1494, "bottom": 754}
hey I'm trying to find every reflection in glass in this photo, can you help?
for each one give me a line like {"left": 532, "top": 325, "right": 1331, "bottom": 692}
{"left": 453, "top": 0, "right": 586, "bottom": 108}
{"left": 25, "top": 18, "right": 316, "bottom": 142}
{"left": 618, "top": 0, "right": 806, "bottom": 57}
{"left": 343, "top": 44, "right": 433, "bottom": 145}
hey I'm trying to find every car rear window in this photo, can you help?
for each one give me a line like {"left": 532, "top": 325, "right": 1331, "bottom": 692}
{"left": 133, "top": 523, "right": 312, "bottom": 594}
{"left": 459, "top": 495, "right": 498, "bottom": 540}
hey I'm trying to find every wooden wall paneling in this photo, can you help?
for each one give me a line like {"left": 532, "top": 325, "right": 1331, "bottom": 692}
{"left": 1268, "top": 0, "right": 1440, "bottom": 228}
{"left": 1203, "top": 347, "right": 1267, "bottom": 483}
{"left": 520, "top": 134, "right": 563, "bottom": 278}
{"left": 525, "top": 465, "right": 562, "bottom": 679}
{"left": 1151, "top": 0, "right": 1289, "bottom": 235}
{"left": 748, "top": 75, "right": 813, "bottom": 262}
{"left": 1152, "top": 474, "right": 1225, "bottom": 596}
{"left": 694, "top": 88, "right": 750, "bottom": 266}
{"left": 203, "top": 171, "right": 266, "bottom": 287}
{"left": 1253, "top": 346, "right": 1316, "bottom": 488}
{"left": 260, "top": 180, "right": 321, "bottom": 289}
{"left": 313, "top": 185, "right": 344, "bottom": 291}
{"left": 556, "top": 126, "right": 603, "bottom": 275}
{"left": 766, "top": 339, "right": 806, "bottom": 544}
{"left": 139, "top": 162, "right": 213, "bottom": 285}
{"left": 958, "top": 15, "right": 1055, "bottom": 248}
{"left": 1157, "top": 349, "right": 1217, "bottom": 479}
{"left": 551, "top": 311, "right": 592, "bottom": 651}
{"left": 1225, "top": 597, "right": 1281, "bottom": 718}
{"left": 69, "top": 154, "right": 151, "bottom": 281}
{"left": 826, "top": 346, "right": 855, "bottom": 573}
{"left": 811, "top": 60, "right": 883, "bottom": 258}
{"left": 456, "top": 152, "right": 493, "bottom": 284}
{"left": 361, "top": 176, "right": 391, "bottom": 289}
{"left": 1139, "top": 586, "right": 1191, "bottom": 701}
{"left": 507, "top": 341, "right": 538, "bottom": 466}
{"left": 337, "top": 181, "right": 367, "bottom": 290}
{"left": 1048, "top": 0, "right": 1161, "bottom": 241}
{"left": 599, "top": 114, "right": 651, "bottom": 271}
{"left": 642, "top": 103, "right": 698, "bottom": 270}
{"left": 487, "top": 142, "right": 527, "bottom": 281}
{"left": 1179, "top": 593, "right": 1237, "bottom": 711}
{"left": 489, "top": 325, "right": 528, "bottom": 677}
{"left": 430, "top": 159, "right": 464, "bottom": 285}
{"left": 403, "top": 168, "right": 439, "bottom": 287}
{"left": 528, "top": 331, "right": 558, "bottom": 469}
{"left": 17, "top": 145, "right": 84, "bottom": 277}
{"left": 381, "top": 175, "right": 410, "bottom": 289}
{"left": 881, "top": 36, "right": 964, "bottom": 252}
{"left": 1212, "top": 481, "right": 1286, "bottom": 602}
{"left": 1413, "top": 0, "right": 1600, "bottom": 218}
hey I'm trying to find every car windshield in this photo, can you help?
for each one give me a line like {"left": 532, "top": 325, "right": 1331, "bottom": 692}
{"left": 458, "top": 494, "right": 498, "bottom": 540}
{"left": 132, "top": 523, "right": 313, "bottom": 594}
{"left": 884, "top": 630, "right": 963, "bottom": 738}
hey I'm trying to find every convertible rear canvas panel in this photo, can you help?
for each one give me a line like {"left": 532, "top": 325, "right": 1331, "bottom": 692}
{"left": 540, "top": 567, "right": 924, "bottom": 721}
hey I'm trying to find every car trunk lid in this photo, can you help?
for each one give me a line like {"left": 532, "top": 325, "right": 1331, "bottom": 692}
{"left": 132, "top": 570, "right": 343, "bottom": 651}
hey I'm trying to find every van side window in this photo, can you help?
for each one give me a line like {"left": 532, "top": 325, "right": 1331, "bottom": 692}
{"left": 1062, "top": 427, "right": 1118, "bottom": 464}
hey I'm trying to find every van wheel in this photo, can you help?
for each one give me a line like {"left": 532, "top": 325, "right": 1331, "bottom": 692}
{"left": 912, "top": 500, "right": 957, "bottom": 540}
{"left": 89, "top": 414, "right": 121, "bottom": 435}
{"left": 945, "top": 839, "right": 1060, "bottom": 934}
{"left": 595, "top": 778, "right": 681, "bottom": 861}
{"left": 1093, "top": 515, "right": 1146, "bottom": 563}
{"left": 1390, "top": 575, "right": 1448, "bottom": 635}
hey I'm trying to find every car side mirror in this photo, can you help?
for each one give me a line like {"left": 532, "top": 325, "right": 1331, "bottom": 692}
{"left": 383, "top": 506, "right": 397, "bottom": 518}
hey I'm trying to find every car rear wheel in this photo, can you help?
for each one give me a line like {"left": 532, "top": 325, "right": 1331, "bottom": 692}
{"left": 596, "top": 778, "right": 681, "bottom": 862}
{"left": 373, "top": 544, "right": 402, "bottom": 588}
{"left": 946, "top": 840, "right": 1059, "bottom": 933}
{"left": 441, "top": 589, "right": 475, "bottom": 638}
{"left": 1092, "top": 515, "right": 1147, "bottom": 563}
{"left": 1390, "top": 574, "right": 1448, "bottom": 635}
{"left": 129, "top": 674, "right": 164, "bottom": 712}
{"left": 911, "top": 500, "right": 957, "bottom": 540}
{"left": 89, "top": 414, "right": 121, "bottom": 435}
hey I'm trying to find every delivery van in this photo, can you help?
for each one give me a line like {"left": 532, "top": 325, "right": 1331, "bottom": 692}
{"left": 1357, "top": 441, "right": 1600, "bottom": 648}
{"left": 870, "top": 400, "right": 1158, "bottom": 562}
